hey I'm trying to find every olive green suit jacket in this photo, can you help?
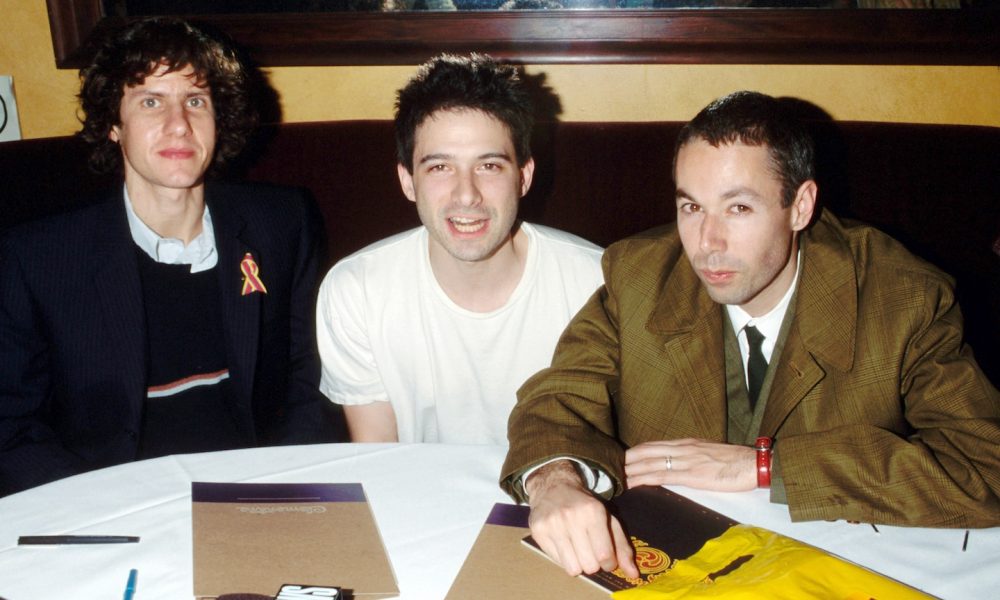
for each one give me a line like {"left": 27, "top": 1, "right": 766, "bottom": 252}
{"left": 501, "top": 210, "right": 1000, "bottom": 527}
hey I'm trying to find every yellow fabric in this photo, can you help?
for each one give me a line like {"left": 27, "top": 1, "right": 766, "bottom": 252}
{"left": 612, "top": 525, "right": 932, "bottom": 600}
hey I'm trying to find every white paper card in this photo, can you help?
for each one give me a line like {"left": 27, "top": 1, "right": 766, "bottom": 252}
{"left": 1, "top": 76, "right": 23, "bottom": 142}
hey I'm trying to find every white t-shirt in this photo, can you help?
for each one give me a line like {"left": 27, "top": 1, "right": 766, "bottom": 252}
{"left": 316, "top": 222, "right": 604, "bottom": 444}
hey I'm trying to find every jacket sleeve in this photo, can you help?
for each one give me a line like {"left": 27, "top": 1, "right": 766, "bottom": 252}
{"left": 500, "top": 250, "right": 627, "bottom": 502}
{"left": 0, "top": 235, "right": 86, "bottom": 496}
{"left": 778, "top": 268, "right": 1000, "bottom": 528}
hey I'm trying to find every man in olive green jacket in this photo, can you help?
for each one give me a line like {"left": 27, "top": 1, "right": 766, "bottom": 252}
{"left": 500, "top": 91, "right": 1000, "bottom": 579}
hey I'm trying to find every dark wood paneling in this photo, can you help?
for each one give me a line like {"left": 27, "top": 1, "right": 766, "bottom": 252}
{"left": 46, "top": 5, "right": 1000, "bottom": 68}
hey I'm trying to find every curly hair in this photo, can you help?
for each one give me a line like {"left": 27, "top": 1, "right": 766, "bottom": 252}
{"left": 78, "top": 17, "right": 257, "bottom": 175}
{"left": 395, "top": 53, "right": 534, "bottom": 172}
{"left": 674, "top": 91, "right": 815, "bottom": 208}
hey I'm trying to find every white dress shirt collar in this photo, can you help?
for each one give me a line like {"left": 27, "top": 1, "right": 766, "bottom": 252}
{"left": 123, "top": 185, "right": 218, "bottom": 273}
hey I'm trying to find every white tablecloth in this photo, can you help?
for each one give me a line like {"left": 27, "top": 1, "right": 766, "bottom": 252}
{"left": 0, "top": 443, "right": 996, "bottom": 599}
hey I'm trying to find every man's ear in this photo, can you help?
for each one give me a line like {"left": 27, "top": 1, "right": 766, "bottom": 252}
{"left": 519, "top": 157, "right": 535, "bottom": 198}
{"left": 790, "top": 179, "right": 817, "bottom": 232}
{"left": 397, "top": 163, "right": 416, "bottom": 203}
{"left": 109, "top": 126, "right": 120, "bottom": 143}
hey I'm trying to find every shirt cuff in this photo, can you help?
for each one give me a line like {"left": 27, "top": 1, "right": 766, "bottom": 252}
{"left": 518, "top": 456, "right": 614, "bottom": 501}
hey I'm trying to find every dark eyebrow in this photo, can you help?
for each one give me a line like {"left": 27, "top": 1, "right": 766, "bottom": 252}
{"left": 417, "top": 151, "right": 513, "bottom": 165}
{"left": 720, "top": 186, "right": 762, "bottom": 201}
{"left": 479, "top": 152, "right": 513, "bottom": 162}
{"left": 417, "top": 153, "right": 453, "bottom": 165}
{"left": 129, "top": 84, "right": 209, "bottom": 97}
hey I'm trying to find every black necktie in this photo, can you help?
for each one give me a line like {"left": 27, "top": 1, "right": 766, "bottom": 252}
{"left": 745, "top": 325, "right": 767, "bottom": 411}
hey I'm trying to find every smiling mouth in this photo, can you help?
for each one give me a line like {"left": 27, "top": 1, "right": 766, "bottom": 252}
{"left": 448, "top": 217, "right": 488, "bottom": 234}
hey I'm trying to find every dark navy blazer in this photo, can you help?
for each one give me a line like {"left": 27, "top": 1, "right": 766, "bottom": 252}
{"left": 0, "top": 181, "right": 333, "bottom": 495}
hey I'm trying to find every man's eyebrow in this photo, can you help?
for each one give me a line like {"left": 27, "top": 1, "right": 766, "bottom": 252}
{"left": 128, "top": 86, "right": 208, "bottom": 97}
{"left": 417, "top": 153, "right": 453, "bottom": 165}
{"left": 675, "top": 186, "right": 764, "bottom": 203}
{"left": 417, "top": 151, "right": 513, "bottom": 165}
{"left": 478, "top": 151, "right": 513, "bottom": 161}
{"left": 720, "top": 186, "right": 762, "bottom": 201}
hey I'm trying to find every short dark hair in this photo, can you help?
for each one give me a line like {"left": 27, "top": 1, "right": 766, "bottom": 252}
{"left": 394, "top": 53, "right": 534, "bottom": 172}
{"left": 674, "top": 91, "right": 815, "bottom": 208}
{"left": 78, "top": 17, "right": 257, "bottom": 175}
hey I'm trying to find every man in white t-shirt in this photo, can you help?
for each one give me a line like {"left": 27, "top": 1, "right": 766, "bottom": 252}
{"left": 316, "top": 54, "right": 604, "bottom": 444}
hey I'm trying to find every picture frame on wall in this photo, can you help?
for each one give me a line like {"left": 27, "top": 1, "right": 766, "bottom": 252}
{"left": 47, "top": 1, "right": 999, "bottom": 68}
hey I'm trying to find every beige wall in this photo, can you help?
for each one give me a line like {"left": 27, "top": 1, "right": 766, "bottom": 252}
{"left": 3, "top": 0, "right": 999, "bottom": 140}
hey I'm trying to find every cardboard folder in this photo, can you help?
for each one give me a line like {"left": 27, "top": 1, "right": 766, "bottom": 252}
{"left": 192, "top": 482, "right": 398, "bottom": 599}
{"left": 445, "top": 503, "right": 607, "bottom": 599}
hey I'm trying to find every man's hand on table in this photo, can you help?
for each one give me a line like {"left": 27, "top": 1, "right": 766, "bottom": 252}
{"left": 625, "top": 438, "right": 756, "bottom": 491}
{"left": 524, "top": 459, "right": 639, "bottom": 579}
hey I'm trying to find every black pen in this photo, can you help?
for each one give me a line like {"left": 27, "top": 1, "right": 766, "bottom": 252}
{"left": 18, "top": 535, "right": 139, "bottom": 545}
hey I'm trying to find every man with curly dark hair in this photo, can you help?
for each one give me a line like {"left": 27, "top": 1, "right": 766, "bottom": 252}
{"left": 77, "top": 18, "right": 258, "bottom": 176}
{"left": 0, "top": 18, "right": 334, "bottom": 496}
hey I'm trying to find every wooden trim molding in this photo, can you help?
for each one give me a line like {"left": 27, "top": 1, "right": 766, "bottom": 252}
{"left": 46, "top": 3, "right": 1000, "bottom": 68}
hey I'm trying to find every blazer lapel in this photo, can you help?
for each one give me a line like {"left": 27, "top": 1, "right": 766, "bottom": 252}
{"left": 91, "top": 197, "right": 147, "bottom": 418}
{"left": 647, "top": 257, "right": 728, "bottom": 441}
{"left": 761, "top": 212, "right": 858, "bottom": 436}
{"left": 208, "top": 191, "right": 260, "bottom": 423}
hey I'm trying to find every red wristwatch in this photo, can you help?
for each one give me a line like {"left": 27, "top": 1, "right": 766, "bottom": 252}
{"left": 755, "top": 436, "right": 773, "bottom": 488}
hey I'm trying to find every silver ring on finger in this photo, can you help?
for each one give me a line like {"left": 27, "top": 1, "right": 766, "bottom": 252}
{"left": 665, "top": 455, "right": 673, "bottom": 470}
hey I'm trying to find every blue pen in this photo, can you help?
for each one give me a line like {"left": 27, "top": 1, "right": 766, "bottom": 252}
{"left": 123, "top": 569, "right": 137, "bottom": 600}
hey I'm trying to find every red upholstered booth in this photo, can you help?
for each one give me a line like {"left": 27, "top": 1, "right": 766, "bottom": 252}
{"left": 2, "top": 120, "right": 998, "bottom": 384}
